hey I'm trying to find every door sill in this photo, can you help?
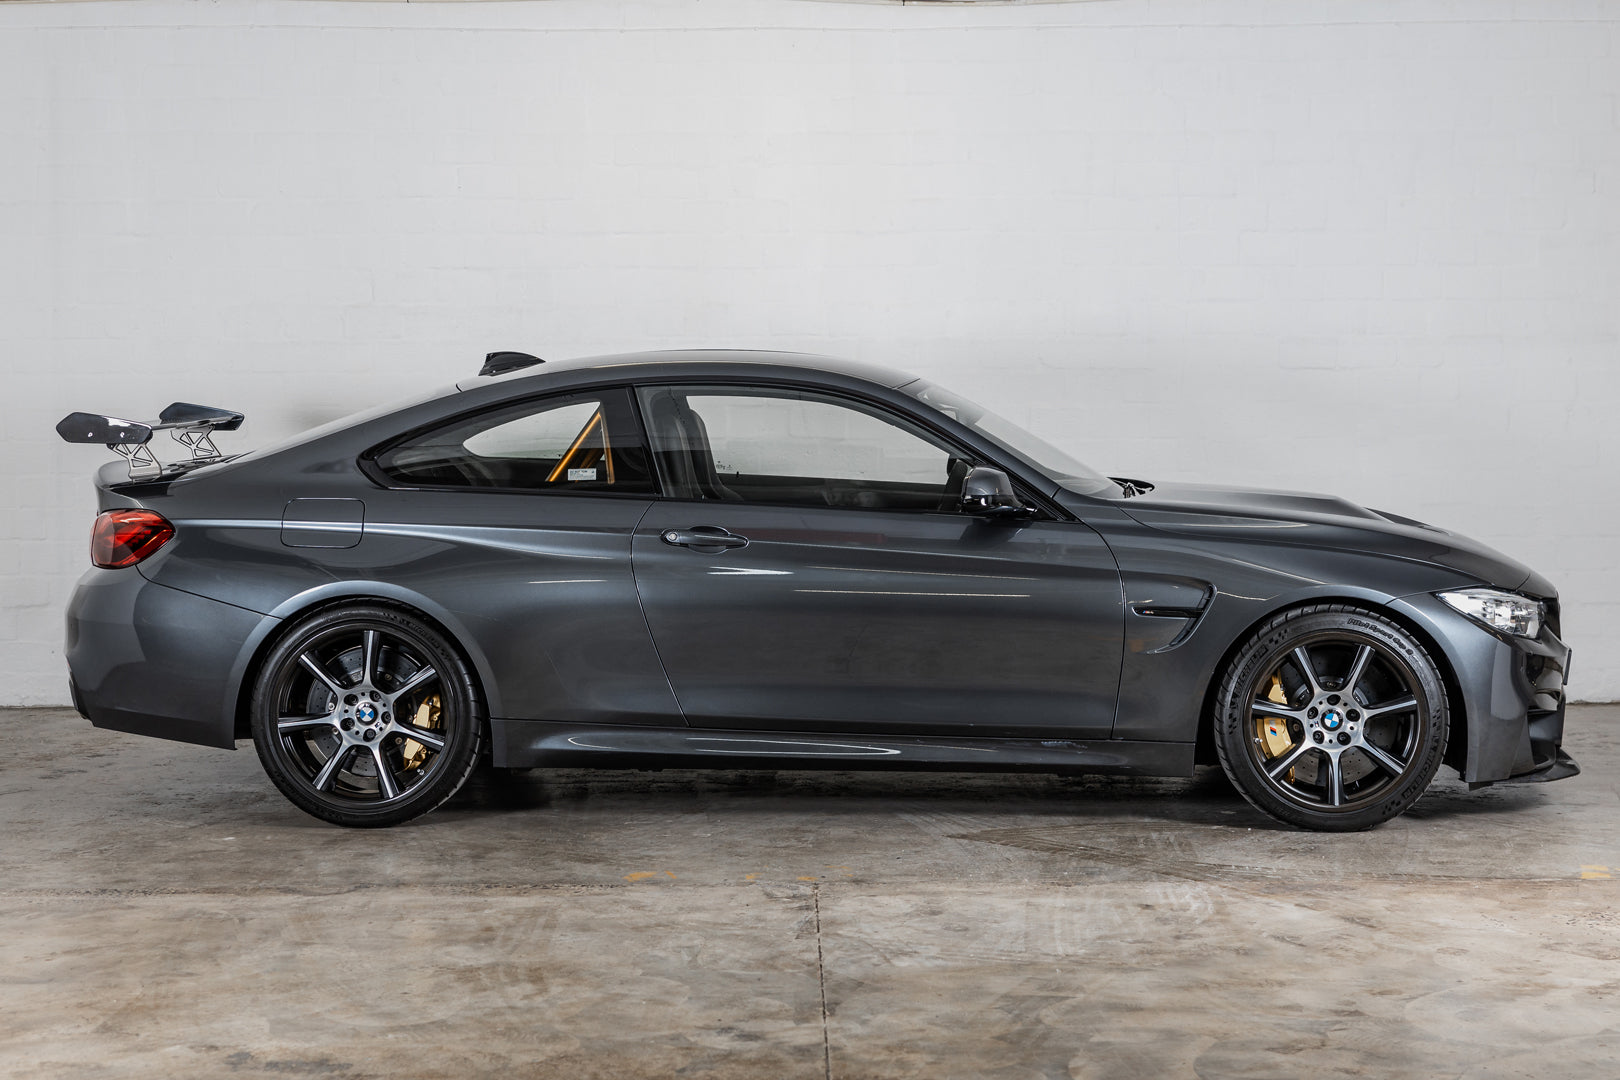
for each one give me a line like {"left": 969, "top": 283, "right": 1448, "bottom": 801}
{"left": 490, "top": 719, "right": 1194, "bottom": 777}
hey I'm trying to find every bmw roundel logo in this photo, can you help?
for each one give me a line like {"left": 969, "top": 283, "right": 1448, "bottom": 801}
{"left": 357, "top": 703, "right": 376, "bottom": 723}
{"left": 1322, "top": 710, "right": 1343, "bottom": 731}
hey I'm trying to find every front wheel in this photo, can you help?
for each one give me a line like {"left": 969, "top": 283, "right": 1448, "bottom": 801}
{"left": 1212, "top": 604, "right": 1448, "bottom": 832}
{"left": 250, "top": 604, "right": 484, "bottom": 827}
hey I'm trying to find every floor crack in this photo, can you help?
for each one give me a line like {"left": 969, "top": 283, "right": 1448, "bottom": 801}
{"left": 813, "top": 883, "right": 831, "bottom": 1080}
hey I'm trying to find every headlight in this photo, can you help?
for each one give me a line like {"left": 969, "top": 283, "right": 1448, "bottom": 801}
{"left": 1437, "top": 587, "right": 1544, "bottom": 639}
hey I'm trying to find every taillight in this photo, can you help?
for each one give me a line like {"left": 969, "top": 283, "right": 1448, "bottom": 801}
{"left": 91, "top": 510, "right": 174, "bottom": 569}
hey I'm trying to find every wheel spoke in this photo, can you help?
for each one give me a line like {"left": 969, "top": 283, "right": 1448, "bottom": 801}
{"left": 394, "top": 725, "right": 445, "bottom": 752}
{"left": 1252, "top": 700, "right": 1302, "bottom": 721}
{"left": 1343, "top": 644, "right": 1374, "bottom": 695}
{"left": 1363, "top": 696, "right": 1418, "bottom": 719}
{"left": 298, "top": 651, "right": 349, "bottom": 696}
{"left": 387, "top": 665, "right": 438, "bottom": 704}
{"left": 1357, "top": 739, "right": 1409, "bottom": 778}
{"left": 370, "top": 744, "right": 400, "bottom": 800}
{"left": 278, "top": 713, "right": 336, "bottom": 734}
{"left": 1323, "top": 751, "right": 1345, "bottom": 807}
{"left": 361, "top": 630, "right": 380, "bottom": 688}
{"left": 1291, "top": 647, "right": 1324, "bottom": 696}
{"left": 1265, "top": 740, "right": 1316, "bottom": 780}
{"left": 311, "top": 744, "right": 353, "bottom": 792}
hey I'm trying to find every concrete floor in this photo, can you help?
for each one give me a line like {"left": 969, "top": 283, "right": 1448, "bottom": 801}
{"left": 1, "top": 707, "right": 1617, "bottom": 1079}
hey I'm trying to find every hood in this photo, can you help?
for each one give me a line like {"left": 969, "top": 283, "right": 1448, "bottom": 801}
{"left": 1114, "top": 481, "right": 1543, "bottom": 595}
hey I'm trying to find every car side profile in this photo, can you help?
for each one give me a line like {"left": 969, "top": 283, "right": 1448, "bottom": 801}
{"left": 59, "top": 350, "right": 1576, "bottom": 830}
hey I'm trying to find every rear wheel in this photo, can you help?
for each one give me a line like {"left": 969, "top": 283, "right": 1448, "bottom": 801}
{"left": 250, "top": 604, "right": 483, "bottom": 827}
{"left": 1212, "top": 604, "right": 1448, "bottom": 831}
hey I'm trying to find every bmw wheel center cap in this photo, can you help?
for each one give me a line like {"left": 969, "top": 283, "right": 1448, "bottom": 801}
{"left": 1322, "top": 709, "right": 1343, "bottom": 731}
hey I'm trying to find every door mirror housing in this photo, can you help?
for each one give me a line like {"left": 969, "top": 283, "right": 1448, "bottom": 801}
{"left": 960, "top": 466, "right": 1035, "bottom": 520}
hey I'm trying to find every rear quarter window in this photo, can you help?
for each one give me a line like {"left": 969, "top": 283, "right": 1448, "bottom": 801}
{"left": 371, "top": 389, "right": 654, "bottom": 494}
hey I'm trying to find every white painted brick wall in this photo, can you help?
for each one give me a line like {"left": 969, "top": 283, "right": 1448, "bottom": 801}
{"left": 2, "top": 0, "right": 1616, "bottom": 704}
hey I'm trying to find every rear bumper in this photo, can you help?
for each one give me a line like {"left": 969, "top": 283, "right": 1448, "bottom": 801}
{"left": 1393, "top": 592, "right": 1575, "bottom": 785}
{"left": 64, "top": 567, "right": 268, "bottom": 750}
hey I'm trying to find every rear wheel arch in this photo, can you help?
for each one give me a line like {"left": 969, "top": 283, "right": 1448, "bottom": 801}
{"left": 232, "top": 593, "right": 493, "bottom": 743}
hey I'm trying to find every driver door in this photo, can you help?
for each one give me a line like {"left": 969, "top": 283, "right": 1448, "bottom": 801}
{"left": 629, "top": 384, "right": 1123, "bottom": 738}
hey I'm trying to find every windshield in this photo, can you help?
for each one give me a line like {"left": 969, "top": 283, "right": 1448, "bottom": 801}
{"left": 904, "top": 380, "right": 1123, "bottom": 498}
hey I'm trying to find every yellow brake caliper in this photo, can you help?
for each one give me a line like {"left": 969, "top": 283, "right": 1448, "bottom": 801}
{"left": 401, "top": 694, "right": 443, "bottom": 772}
{"left": 1257, "top": 674, "right": 1296, "bottom": 762}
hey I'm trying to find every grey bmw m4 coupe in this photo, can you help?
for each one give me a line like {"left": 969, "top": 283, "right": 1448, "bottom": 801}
{"left": 59, "top": 350, "right": 1575, "bottom": 830}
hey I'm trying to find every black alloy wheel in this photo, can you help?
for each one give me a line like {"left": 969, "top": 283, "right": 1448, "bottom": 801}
{"left": 1213, "top": 604, "right": 1448, "bottom": 831}
{"left": 250, "top": 604, "right": 483, "bottom": 827}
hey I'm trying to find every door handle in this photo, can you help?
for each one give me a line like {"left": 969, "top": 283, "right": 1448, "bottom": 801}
{"left": 660, "top": 526, "right": 748, "bottom": 550}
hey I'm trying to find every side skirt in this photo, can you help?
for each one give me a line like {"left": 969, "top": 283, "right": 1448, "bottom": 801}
{"left": 489, "top": 719, "right": 1196, "bottom": 777}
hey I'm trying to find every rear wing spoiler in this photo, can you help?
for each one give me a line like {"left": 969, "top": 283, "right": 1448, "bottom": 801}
{"left": 56, "top": 402, "right": 244, "bottom": 478}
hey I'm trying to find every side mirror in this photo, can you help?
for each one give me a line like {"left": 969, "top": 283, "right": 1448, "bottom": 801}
{"left": 960, "top": 466, "right": 1035, "bottom": 520}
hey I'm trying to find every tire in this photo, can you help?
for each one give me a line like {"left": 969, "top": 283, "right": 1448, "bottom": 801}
{"left": 250, "top": 604, "right": 484, "bottom": 828}
{"left": 1212, "top": 604, "right": 1448, "bottom": 832}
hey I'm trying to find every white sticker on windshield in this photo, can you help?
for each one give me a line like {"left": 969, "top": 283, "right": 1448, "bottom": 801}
{"left": 567, "top": 468, "right": 598, "bottom": 482}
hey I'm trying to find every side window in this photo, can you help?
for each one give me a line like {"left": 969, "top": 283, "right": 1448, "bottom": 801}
{"left": 637, "top": 385, "right": 972, "bottom": 511}
{"left": 372, "top": 389, "right": 654, "bottom": 494}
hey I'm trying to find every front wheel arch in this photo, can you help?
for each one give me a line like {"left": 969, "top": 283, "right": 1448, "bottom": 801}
{"left": 1195, "top": 596, "right": 1468, "bottom": 777}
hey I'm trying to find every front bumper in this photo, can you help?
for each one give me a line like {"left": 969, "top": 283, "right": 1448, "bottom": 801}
{"left": 65, "top": 567, "right": 268, "bottom": 750}
{"left": 1394, "top": 592, "right": 1575, "bottom": 785}
{"left": 1490, "top": 624, "right": 1578, "bottom": 785}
